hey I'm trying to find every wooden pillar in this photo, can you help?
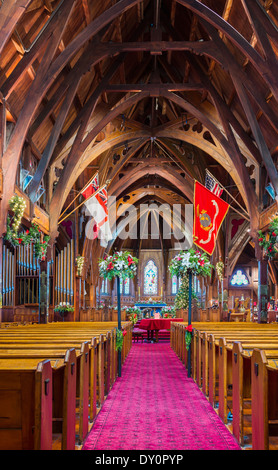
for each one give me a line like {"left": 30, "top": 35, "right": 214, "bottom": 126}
{"left": 0, "top": 103, "right": 6, "bottom": 323}
{"left": 252, "top": 233, "right": 269, "bottom": 324}
{"left": 89, "top": 283, "right": 97, "bottom": 308}
{"left": 258, "top": 258, "right": 268, "bottom": 323}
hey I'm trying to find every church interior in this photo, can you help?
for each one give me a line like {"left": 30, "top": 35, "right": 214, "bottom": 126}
{"left": 1, "top": 0, "right": 278, "bottom": 452}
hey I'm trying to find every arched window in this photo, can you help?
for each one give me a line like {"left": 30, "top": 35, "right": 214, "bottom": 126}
{"left": 101, "top": 278, "right": 108, "bottom": 294}
{"left": 119, "top": 277, "right": 130, "bottom": 295}
{"left": 172, "top": 275, "right": 178, "bottom": 295}
{"left": 144, "top": 259, "right": 158, "bottom": 295}
{"left": 230, "top": 269, "right": 249, "bottom": 286}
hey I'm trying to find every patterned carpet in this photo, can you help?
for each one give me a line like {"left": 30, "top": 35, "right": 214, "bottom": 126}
{"left": 82, "top": 343, "right": 241, "bottom": 451}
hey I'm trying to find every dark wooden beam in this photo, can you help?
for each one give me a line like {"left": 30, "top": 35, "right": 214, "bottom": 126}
{"left": 176, "top": 0, "right": 278, "bottom": 101}
{"left": 0, "top": 0, "right": 32, "bottom": 55}
{"left": 105, "top": 83, "right": 204, "bottom": 93}
{"left": 0, "top": 0, "right": 77, "bottom": 234}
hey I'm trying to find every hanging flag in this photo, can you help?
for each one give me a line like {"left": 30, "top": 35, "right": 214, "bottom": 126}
{"left": 205, "top": 170, "right": 223, "bottom": 197}
{"left": 81, "top": 173, "right": 99, "bottom": 200}
{"left": 84, "top": 186, "right": 112, "bottom": 247}
{"left": 193, "top": 181, "right": 229, "bottom": 255}
{"left": 265, "top": 182, "right": 275, "bottom": 200}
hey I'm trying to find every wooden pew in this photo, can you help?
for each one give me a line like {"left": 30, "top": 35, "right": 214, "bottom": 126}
{"left": 0, "top": 358, "right": 52, "bottom": 450}
{"left": 171, "top": 322, "right": 278, "bottom": 449}
{"left": 0, "top": 336, "right": 106, "bottom": 443}
{"left": 0, "top": 348, "right": 77, "bottom": 450}
{"left": 251, "top": 348, "right": 278, "bottom": 450}
{"left": 0, "top": 321, "right": 132, "bottom": 449}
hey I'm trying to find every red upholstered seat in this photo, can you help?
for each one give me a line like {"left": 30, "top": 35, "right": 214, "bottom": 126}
{"left": 132, "top": 328, "right": 145, "bottom": 343}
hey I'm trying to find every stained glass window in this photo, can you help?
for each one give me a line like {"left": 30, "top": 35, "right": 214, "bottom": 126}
{"left": 172, "top": 275, "right": 178, "bottom": 294}
{"left": 230, "top": 269, "right": 249, "bottom": 286}
{"left": 119, "top": 277, "right": 130, "bottom": 295}
{"left": 144, "top": 259, "right": 158, "bottom": 295}
{"left": 101, "top": 278, "right": 108, "bottom": 294}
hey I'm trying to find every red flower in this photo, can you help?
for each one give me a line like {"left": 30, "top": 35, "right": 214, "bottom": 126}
{"left": 107, "top": 262, "right": 114, "bottom": 270}
{"left": 26, "top": 230, "right": 29, "bottom": 234}
{"left": 127, "top": 255, "right": 134, "bottom": 265}
{"left": 198, "top": 259, "right": 205, "bottom": 266}
{"left": 272, "top": 232, "right": 277, "bottom": 237}
{"left": 186, "top": 325, "right": 193, "bottom": 333}
{"left": 122, "top": 330, "right": 127, "bottom": 336}
{"left": 17, "top": 238, "right": 22, "bottom": 244}
{"left": 259, "top": 238, "right": 263, "bottom": 242}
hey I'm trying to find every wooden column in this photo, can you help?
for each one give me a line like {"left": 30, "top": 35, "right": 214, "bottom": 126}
{"left": 258, "top": 258, "right": 268, "bottom": 323}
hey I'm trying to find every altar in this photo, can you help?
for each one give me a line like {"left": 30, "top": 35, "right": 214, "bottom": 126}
{"left": 135, "top": 302, "right": 167, "bottom": 317}
{"left": 139, "top": 318, "right": 184, "bottom": 342}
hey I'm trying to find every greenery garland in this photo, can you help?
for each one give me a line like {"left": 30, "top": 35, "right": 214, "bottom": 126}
{"left": 174, "top": 274, "right": 197, "bottom": 310}
{"left": 216, "top": 261, "right": 224, "bottom": 281}
{"left": 115, "top": 328, "right": 127, "bottom": 351}
{"left": 76, "top": 255, "right": 85, "bottom": 276}
{"left": 5, "top": 196, "right": 50, "bottom": 261}
{"left": 185, "top": 325, "right": 193, "bottom": 351}
{"left": 258, "top": 217, "right": 278, "bottom": 258}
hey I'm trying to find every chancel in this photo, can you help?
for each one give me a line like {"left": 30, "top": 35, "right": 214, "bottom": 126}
{"left": 0, "top": 0, "right": 278, "bottom": 452}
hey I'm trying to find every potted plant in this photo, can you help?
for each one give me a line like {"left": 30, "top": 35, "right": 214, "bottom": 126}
{"left": 54, "top": 302, "right": 74, "bottom": 321}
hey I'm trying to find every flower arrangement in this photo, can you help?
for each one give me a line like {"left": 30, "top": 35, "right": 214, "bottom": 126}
{"left": 76, "top": 255, "right": 85, "bottom": 276}
{"left": 136, "top": 298, "right": 164, "bottom": 305}
{"left": 125, "top": 306, "right": 140, "bottom": 325}
{"left": 169, "top": 248, "right": 213, "bottom": 278}
{"left": 185, "top": 324, "right": 193, "bottom": 350}
{"left": 161, "top": 306, "right": 176, "bottom": 317}
{"left": 98, "top": 251, "right": 138, "bottom": 280}
{"left": 258, "top": 217, "right": 278, "bottom": 258}
{"left": 54, "top": 302, "right": 74, "bottom": 315}
{"left": 216, "top": 261, "right": 224, "bottom": 281}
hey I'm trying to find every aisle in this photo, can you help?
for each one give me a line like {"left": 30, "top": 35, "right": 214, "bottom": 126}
{"left": 82, "top": 343, "right": 241, "bottom": 450}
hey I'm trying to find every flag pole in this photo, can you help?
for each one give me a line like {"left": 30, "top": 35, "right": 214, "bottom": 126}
{"left": 58, "top": 184, "right": 106, "bottom": 225}
{"left": 205, "top": 169, "right": 250, "bottom": 220}
{"left": 58, "top": 171, "right": 99, "bottom": 221}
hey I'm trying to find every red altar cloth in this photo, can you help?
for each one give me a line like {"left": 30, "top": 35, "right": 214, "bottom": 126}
{"left": 139, "top": 318, "right": 184, "bottom": 330}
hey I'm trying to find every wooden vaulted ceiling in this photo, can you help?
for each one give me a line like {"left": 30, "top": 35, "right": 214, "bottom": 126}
{"left": 0, "top": 0, "right": 278, "bottom": 252}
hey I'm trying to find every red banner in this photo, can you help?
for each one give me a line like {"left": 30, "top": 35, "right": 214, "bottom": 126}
{"left": 193, "top": 181, "right": 229, "bottom": 255}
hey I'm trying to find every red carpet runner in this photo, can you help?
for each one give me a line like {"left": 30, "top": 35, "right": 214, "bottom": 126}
{"left": 82, "top": 343, "right": 241, "bottom": 450}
